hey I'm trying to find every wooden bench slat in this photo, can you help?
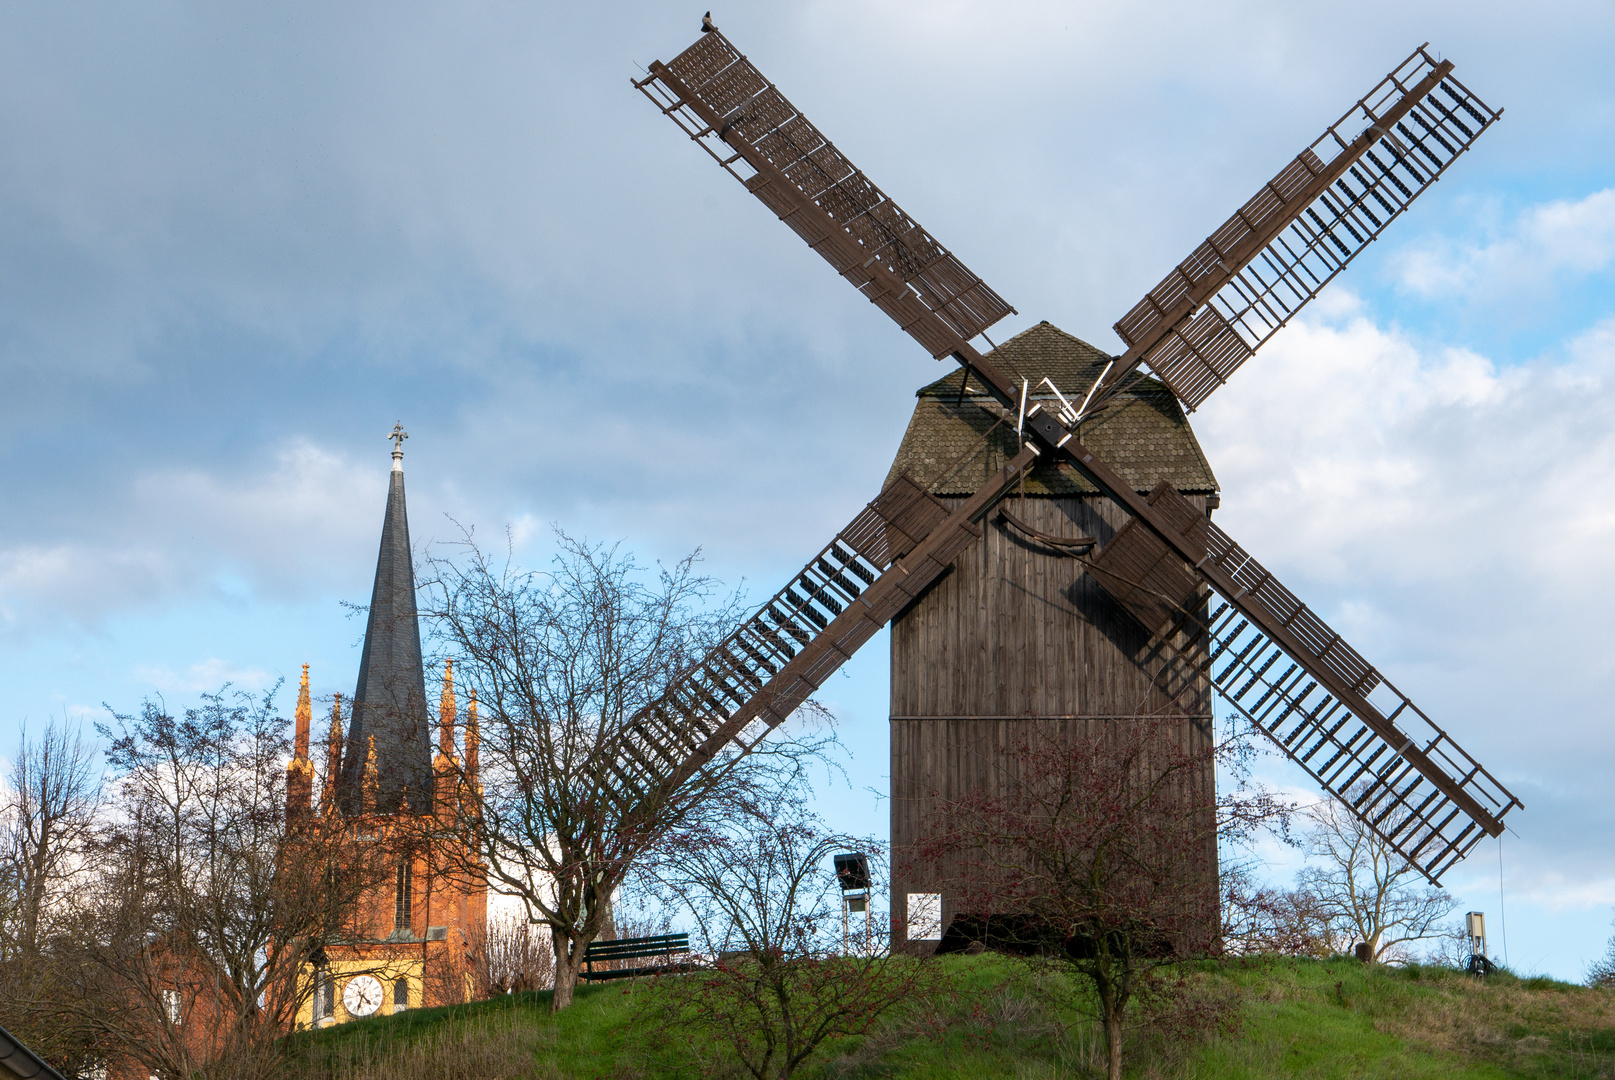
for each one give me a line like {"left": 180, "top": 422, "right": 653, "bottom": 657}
{"left": 580, "top": 933, "right": 692, "bottom": 983}
{"left": 581, "top": 961, "right": 694, "bottom": 983}
{"left": 585, "top": 933, "right": 688, "bottom": 951}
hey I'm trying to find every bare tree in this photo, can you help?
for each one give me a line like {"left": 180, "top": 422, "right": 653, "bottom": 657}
{"left": 65, "top": 686, "right": 391, "bottom": 1080}
{"left": 419, "top": 529, "right": 838, "bottom": 1012}
{"left": 1219, "top": 861, "right": 1333, "bottom": 957}
{"left": 0, "top": 721, "right": 103, "bottom": 1073}
{"left": 920, "top": 714, "right": 1290, "bottom": 1080}
{"left": 643, "top": 786, "right": 940, "bottom": 1080}
{"left": 0, "top": 721, "right": 100, "bottom": 956}
{"left": 1294, "top": 792, "right": 1457, "bottom": 963}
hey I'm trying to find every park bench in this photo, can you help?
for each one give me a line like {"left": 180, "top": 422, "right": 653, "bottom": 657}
{"left": 580, "top": 932, "right": 691, "bottom": 982}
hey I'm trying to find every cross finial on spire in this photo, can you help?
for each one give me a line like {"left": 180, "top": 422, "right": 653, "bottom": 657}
{"left": 389, "top": 422, "right": 408, "bottom": 472}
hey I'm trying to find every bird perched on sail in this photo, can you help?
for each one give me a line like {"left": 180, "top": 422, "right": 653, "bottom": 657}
{"left": 701, "top": 11, "right": 717, "bottom": 33}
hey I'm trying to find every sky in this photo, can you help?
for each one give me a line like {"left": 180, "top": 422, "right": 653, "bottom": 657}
{"left": 0, "top": 0, "right": 1612, "bottom": 979}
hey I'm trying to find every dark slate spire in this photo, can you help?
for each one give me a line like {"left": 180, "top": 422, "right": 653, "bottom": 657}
{"left": 339, "top": 425, "right": 433, "bottom": 815}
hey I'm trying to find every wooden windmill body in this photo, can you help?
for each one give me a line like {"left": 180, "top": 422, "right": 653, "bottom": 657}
{"left": 884, "top": 325, "right": 1220, "bottom": 947}
{"left": 609, "top": 25, "right": 1524, "bottom": 951}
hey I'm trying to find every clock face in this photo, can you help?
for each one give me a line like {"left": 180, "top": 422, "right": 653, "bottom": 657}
{"left": 342, "top": 975, "right": 384, "bottom": 1018}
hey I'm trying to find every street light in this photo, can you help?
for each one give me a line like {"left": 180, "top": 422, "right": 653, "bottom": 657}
{"left": 833, "top": 852, "right": 872, "bottom": 953}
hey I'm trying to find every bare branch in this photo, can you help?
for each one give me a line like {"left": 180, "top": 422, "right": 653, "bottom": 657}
{"left": 1293, "top": 791, "right": 1458, "bottom": 964}
{"left": 414, "top": 527, "right": 844, "bottom": 1012}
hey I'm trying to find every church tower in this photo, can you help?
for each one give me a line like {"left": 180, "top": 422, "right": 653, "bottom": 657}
{"left": 295, "top": 426, "right": 488, "bottom": 1028}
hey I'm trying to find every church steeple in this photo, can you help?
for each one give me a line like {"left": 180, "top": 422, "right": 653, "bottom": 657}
{"left": 339, "top": 425, "right": 433, "bottom": 815}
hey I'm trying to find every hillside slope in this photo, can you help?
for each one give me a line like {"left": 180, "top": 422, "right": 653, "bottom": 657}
{"left": 284, "top": 957, "right": 1615, "bottom": 1079}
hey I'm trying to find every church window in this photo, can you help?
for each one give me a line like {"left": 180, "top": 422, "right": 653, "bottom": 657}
{"left": 393, "top": 978, "right": 409, "bottom": 1012}
{"left": 312, "top": 972, "right": 335, "bottom": 1022}
{"left": 394, "top": 858, "right": 413, "bottom": 931}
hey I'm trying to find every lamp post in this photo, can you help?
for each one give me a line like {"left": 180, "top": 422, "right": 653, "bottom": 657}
{"left": 833, "top": 852, "right": 872, "bottom": 954}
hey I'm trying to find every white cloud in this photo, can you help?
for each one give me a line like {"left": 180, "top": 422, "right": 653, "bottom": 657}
{"left": 0, "top": 439, "right": 376, "bottom": 633}
{"left": 1196, "top": 304, "right": 1615, "bottom": 591}
{"left": 130, "top": 658, "right": 275, "bottom": 696}
{"left": 1391, "top": 188, "right": 1615, "bottom": 299}
{"left": 1195, "top": 303, "right": 1615, "bottom": 906}
{"left": 1505, "top": 871, "right": 1615, "bottom": 913}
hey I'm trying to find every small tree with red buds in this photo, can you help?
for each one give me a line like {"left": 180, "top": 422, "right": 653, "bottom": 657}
{"left": 918, "top": 713, "right": 1290, "bottom": 1080}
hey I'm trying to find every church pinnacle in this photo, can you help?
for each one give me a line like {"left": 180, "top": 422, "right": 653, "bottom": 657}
{"left": 286, "top": 663, "right": 314, "bottom": 819}
{"left": 338, "top": 428, "right": 433, "bottom": 815}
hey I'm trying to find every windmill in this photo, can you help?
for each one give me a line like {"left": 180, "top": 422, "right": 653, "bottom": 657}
{"left": 609, "top": 24, "right": 1521, "bottom": 947}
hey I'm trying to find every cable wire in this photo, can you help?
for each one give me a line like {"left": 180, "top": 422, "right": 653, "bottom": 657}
{"left": 1499, "top": 833, "right": 1509, "bottom": 967}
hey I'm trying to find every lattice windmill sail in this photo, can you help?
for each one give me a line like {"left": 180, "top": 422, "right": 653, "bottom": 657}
{"left": 1085, "top": 47, "right": 1500, "bottom": 414}
{"left": 601, "top": 459, "right": 1035, "bottom": 805}
{"left": 626, "top": 28, "right": 1520, "bottom": 885}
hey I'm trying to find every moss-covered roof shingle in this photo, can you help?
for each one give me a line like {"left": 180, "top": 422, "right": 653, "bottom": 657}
{"left": 883, "top": 321, "right": 1219, "bottom": 496}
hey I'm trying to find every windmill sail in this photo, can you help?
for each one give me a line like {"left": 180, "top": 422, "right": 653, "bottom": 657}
{"left": 1095, "top": 482, "right": 1518, "bottom": 882}
{"left": 635, "top": 32, "right": 1015, "bottom": 357}
{"left": 1095, "top": 47, "right": 1501, "bottom": 413}
{"left": 605, "top": 448, "right": 1038, "bottom": 813}
{"left": 635, "top": 30, "right": 1520, "bottom": 882}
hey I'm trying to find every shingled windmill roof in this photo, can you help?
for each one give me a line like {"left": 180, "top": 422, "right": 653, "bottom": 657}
{"left": 339, "top": 446, "right": 433, "bottom": 816}
{"left": 883, "top": 321, "right": 1219, "bottom": 497}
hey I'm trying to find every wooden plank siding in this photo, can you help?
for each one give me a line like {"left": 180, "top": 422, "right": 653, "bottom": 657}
{"left": 888, "top": 492, "right": 1218, "bottom": 952}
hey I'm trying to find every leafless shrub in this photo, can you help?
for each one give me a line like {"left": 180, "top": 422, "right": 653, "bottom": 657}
{"left": 919, "top": 713, "right": 1287, "bottom": 1080}
{"left": 478, "top": 909, "right": 555, "bottom": 994}
{"left": 1220, "top": 861, "right": 1335, "bottom": 957}
{"left": 1421, "top": 921, "right": 1482, "bottom": 970}
{"left": 640, "top": 784, "right": 943, "bottom": 1080}
{"left": 1587, "top": 917, "right": 1615, "bottom": 988}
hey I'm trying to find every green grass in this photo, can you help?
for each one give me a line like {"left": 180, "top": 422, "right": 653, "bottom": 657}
{"left": 284, "top": 982, "right": 644, "bottom": 1078}
{"left": 285, "top": 958, "right": 1615, "bottom": 1079}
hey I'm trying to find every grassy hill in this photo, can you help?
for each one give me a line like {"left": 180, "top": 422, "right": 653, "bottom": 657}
{"left": 283, "top": 957, "right": 1615, "bottom": 1079}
